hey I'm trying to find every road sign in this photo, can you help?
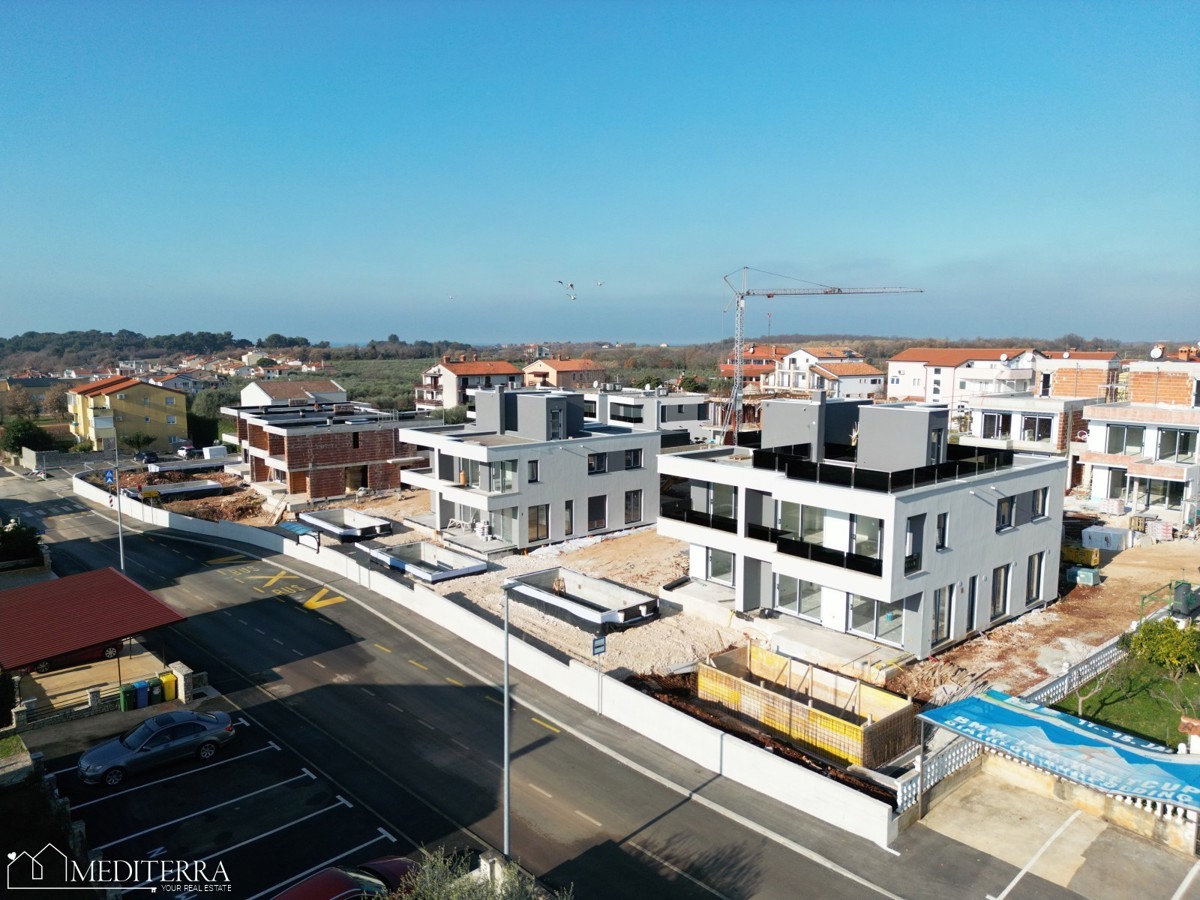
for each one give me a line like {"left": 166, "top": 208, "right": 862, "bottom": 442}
{"left": 592, "top": 635, "right": 606, "bottom": 656}
{"left": 104, "top": 469, "right": 114, "bottom": 484}
{"left": 141, "top": 490, "right": 160, "bottom": 499}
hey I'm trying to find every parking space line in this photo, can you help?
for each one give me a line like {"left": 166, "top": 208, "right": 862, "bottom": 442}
{"left": 244, "top": 828, "right": 397, "bottom": 900}
{"left": 74, "top": 744, "right": 281, "bottom": 810}
{"left": 361, "top": 687, "right": 376, "bottom": 697}
{"left": 373, "top": 643, "right": 392, "bottom": 653}
{"left": 1171, "top": 859, "right": 1200, "bottom": 900}
{"left": 416, "top": 718, "right": 434, "bottom": 730}
{"left": 95, "top": 771, "right": 316, "bottom": 851}
{"left": 987, "top": 810, "right": 1081, "bottom": 900}
{"left": 312, "top": 660, "right": 326, "bottom": 669}
{"left": 452, "top": 738, "right": 470, "bottom": 751}
{"left": 532, "top": 717, "right": 561, "bottom": 734}
{"left": 575, "top": 810, "right": 603, "bottom": 828}
{"left": 123, "top": 798, "right": 352, "bottom": 893}
{"left": 387, "top": 702, "right": 403, "bottom": 713}
{"left": 49, "top": 763, "right": 77, "bottom": 777}
{"left": 629, "top": 841, "right": 730, "bottom": 899}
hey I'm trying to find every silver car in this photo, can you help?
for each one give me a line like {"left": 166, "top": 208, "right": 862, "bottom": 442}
{"left": 77, "top": 710, "right": 236, "bottom": 786}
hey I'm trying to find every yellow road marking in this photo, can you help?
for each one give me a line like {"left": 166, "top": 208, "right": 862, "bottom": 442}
{"left": 485, "top": 696, "right": 503, "bottom": 706}
{"left": 303, "top": 587, "right": 346, "bottom": 610}
{"left": 247, "top": 569, "right": 300, "bottom": 588}
{"left": 206, "top": 553, "right": 249, "bottom": 565}
{"left": 373, "top": 643, "right": 392, "bottom": 653}
{"left": 408, "top": 660, "right": 429, "bottom": 671}
{"left": 531, "top": 718, "right": 560, "bottom": 734}
{"left": 446, "top": 677, "right": 465, "bottom": 687}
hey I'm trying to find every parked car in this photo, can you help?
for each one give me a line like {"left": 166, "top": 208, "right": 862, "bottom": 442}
{"left": 133, "top": 451, "right": 159, "bottom": 464}
{"left": 272, "top": 856, "right": 417, "bottom": 899}
{"left": 30, "top": 640, "right": 124, "bottom": 674}
{"left": 178, "top": 446, "right": 203, "bottom": 459}
{"left": 77, "top": 710, "right": 236, "bottom": 787}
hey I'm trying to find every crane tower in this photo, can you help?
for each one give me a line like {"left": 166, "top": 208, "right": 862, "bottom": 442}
{"left": 722, "top": 267, "right": 922, "bottom": 444}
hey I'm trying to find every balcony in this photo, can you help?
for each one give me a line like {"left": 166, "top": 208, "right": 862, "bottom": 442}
{"left": 659, "top": 500, "right": 738, "bottom": 533}
{"left": 777, "top": 535, "right": 883, "bottom": 577}
{"left": 752, "top": 445, "right": 1015, "bottom": 494}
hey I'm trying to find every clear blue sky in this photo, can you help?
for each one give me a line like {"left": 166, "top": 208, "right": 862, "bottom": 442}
{"left": 2, "top": 1, "right": 1196, "bottom": 347}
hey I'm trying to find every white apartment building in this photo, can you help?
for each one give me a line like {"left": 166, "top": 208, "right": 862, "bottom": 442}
{"left": 581, "top": 386, "right": 711, "bottom": 442}
{"left": 414, "top": 355, "right": 522, "bottom": 414}
{"left": 886, "top": 348, "right": 1038, "bottom": 410}
{"left": 657, "top": 397, "right": 1066, "bottom": 660}
{"left": 765, "top": 346, "right": 883, "bottom": 400}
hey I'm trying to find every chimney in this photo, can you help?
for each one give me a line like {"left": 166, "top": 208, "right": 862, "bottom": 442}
{"left": 473, "top": 352, "right": 478, "bottom": 362}
{"left": 441, "top": 354, "right": 449, "bottom": 364}
{"left": 1180, "top": 347, "right": 1191, "bottom": 361}
{"left": 460, "top": 354, "right": 467, "bottom": 363}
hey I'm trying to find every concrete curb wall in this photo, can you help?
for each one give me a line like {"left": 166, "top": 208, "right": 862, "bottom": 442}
{"left": 74, "top": 476, "right": 898, "bottom": 848}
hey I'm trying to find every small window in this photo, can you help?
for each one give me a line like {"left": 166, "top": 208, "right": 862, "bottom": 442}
{"left": 165, "top": 396, "right": 176, "bottom": 406}
{"left": 351, "top": 433, "right": 360, "bottom": 449}
{"left": 624, "top": 448, "right": 642, "bottom": 469}
{"left": 144, "top": 417, "right": 151, "bottom": 424}
{"left": 935, "top": 512, "right": 948, "bottom": 549}
{"left": 116, "top": 393, "right": 126, "bottom": 400}
{"left": 995, "top": 496, "right": 1014, "bottom": 530}
{"left": 142, "top": 396, "right": 149, "bottom": 405}
{"left": 1031, "top": 487, "right": 1048, "bottom": 518}
{"left": 587, "top": 495, "right": 606, "bottom": 531}
{"left": 624, "top": 489, "right": 642, "bottom": 524}
{"left": 587, "top": 453, "right": 607, "bottom": 475}
{"left": 564, "top": 499, "right": 574, "bottom": 536}
{"left": 528, "top": 460, "right": 539, "bottom": 483}
{"left": 166, "top": 415, "right": 177, "bottom": 425}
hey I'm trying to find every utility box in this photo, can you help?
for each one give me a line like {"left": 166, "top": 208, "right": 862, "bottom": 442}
{"left": 1067, "top": 566, "right": 1101, "bottom": 586}
{"left": 1172, "top": 583, "right": 1200, "bottom": 617}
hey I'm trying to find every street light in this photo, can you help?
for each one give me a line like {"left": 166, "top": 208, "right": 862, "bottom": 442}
{"left": 113, "top": 439, "right": 126, "bottom": 572}
{"left": 503, "top": 591, "right": 511, "bottom": 859}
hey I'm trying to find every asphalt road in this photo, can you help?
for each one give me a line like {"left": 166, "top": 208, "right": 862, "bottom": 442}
{"left": 4, "top": 465, "right": 1197, "bottom": 900}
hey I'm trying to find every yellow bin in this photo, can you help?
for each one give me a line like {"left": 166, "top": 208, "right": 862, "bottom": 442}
{"left": 159, "top": 671, "right": 177, "bottom": 702}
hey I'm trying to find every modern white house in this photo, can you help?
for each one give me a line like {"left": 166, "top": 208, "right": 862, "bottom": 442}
{"left": 764, "top": 346, "right": 884, "bottom": 400}
{"left": 656, "top": 395, "right": 1067, "bottom": 661}
{"left": 581, "top": 386, "right": 712, "bottom": 442}
{"left": 886, "top": 348, "right": 1038, "bottom": 409}
{"left": 401, "top": 387, "right": 667, "bottom": 554}
{"left": 414, "top": 355, "right": 522, "bottom": 415}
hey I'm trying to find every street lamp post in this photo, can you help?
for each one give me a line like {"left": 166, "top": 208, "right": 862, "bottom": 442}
{"left": 113, "top": 440, "right": 126, "bottom": 572}
{"left": 503, "top": 591, "right": 511, "bottom": 860}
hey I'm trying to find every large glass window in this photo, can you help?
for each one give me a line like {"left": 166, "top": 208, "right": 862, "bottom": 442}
{"left": 587, "top": 453, "right": 607, "bottom": 475}
{"left": 496, "top": 460, "right": 517, "bottom": 493}
{"left": 848, "top": 594, "right": 903, "bottom": 646}
{"left": 1143, "top": 479, "right": 1185, "bottom": 510}
{"left": 932, "top": 585, "right": 953, "bottom": 644}
{"left": 852, "top": 515, "right": 883, "bottom": 559}
{"left": 624, "top": 489, "right": 642, "bottom": 524}
{"left": 1157, "top": 429, "right": 1197, "bottom": 463}
{"left": 625, "top": 448, "right": 643, "bottom": 469}
{"left": 708, "top": 548, "right": 734, "bottom": 585}
{"left": 587, "top": 495, "right": 606, "bottom": 531}
{"left": 801, "top": 506, "right": 825, "bottom": 544}
{"left": 1026, "top": 552, "right": 1044, "bottom": 605}
{"left": 995, "top": 497, "right": 1014, "bottom": 530}
{"left": 982, "top": 412, "right": 1012, "bottom": 439}
{"left": 528, "top": 504, "right": 549, "bottom": 543}
{"left": 991, "top": 564, "right": 1009, "bottom": 619}
{"left": 1106, "top": 424, "right": 1144, "bottom": 455}
{"left": 776, "top": 574, "right": 821, "bottom": 620}
{"left": 1021, "top": 415, "right": 1053, "bottom": 443}
{"left": 935, "top": 512, "right": 948, "bottom": 549}
{"left": 710, "top": 483, "right": 737, "bottom": 518}
{"left": 776, "top": 500, "right": 800, "bottom": 538}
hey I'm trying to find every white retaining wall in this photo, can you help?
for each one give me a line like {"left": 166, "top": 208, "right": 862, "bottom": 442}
{"left": 74, "top": 475, "right": 898, "bottom": 848}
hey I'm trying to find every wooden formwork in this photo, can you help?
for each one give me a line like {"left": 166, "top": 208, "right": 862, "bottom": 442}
{"left": 697, "top": 645, "right": 917, "bottom": 768}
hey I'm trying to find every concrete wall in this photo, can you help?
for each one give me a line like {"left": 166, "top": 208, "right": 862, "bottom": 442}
{"left": 22, "top": 448, "right": 114, "bottom": 470}
{"left": 74, "top": 473, "right": 899, "bottom": 848}
{"left": 857, "top": 405, "right": 948, "bottom": 473}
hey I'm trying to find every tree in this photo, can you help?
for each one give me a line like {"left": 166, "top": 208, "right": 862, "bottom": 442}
{"left": 393, "top": 848, "right": 572, "bottom": 899}
{"left": 120, "top": 431, "right": 157, "bottom": 453}
{"left": 3, "top": 385, "right": 38, "bottom": 420}
{"left": 44, "top": 384, "right": 71, "bottom": 420}
{"left": 1129, "top": 618, "right": 1200, "bottom": 678}
{"left": 1, "top": 418, "right": 56, "bottom": 453}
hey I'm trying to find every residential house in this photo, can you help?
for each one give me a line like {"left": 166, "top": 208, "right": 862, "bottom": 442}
{"left": 239, "top": 379, "right": 347, "bottom": 407}
{"left": 222, "top": 391, "right": 428, "bottom": 501}
{"left": 414, "top": 355, "right": 522, "bottom": 415}
{"left": 885, "top": 348, "right": 1038, "bottom": 409}
{"left": 401, "top": 387, "right": 664, "bottom": 553}
{"left": 582, "top": 386, "right": 712, "bottom": 443}
{"left": 67, "top": 376, "right": 188, "bottom": 451}
{"left": 147, "top": 371, "right": 204, "bottom": 395}
{"left": 656, "top": 396, "right": 1066, "bottom": 661}
{"left": 1079, "top": 346, "right": 1200, "bottom": 525}
{"left": 765, "top": 347, "right": 871, "bottom": 394}
{"left": 523, "top": 357, "right": 606, "bottom": 390}
{"left": 719, "top": 344, "right": 793, "bottom": 393}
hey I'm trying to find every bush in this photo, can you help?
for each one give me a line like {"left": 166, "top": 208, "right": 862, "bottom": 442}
{"left": 1128, "top": 618, "right": 1200, "bottom": 676}
{"left": 1, "top": 418, "right": 56, "bottom": 453}
{"left": 0, "top": 519, "right": 41, "bottom": 563}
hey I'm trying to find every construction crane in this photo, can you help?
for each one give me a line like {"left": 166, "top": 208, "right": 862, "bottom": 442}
{"left": 721, "top": 267, "right": 923, "bottom": 444}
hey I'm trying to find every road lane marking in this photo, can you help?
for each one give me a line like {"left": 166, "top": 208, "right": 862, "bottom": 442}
{"left": 361, "top": 687, "right": 376, "bottom": 697}
{"left": 485, "top": 695, "right": 503, "bottom": 706}
{"left": 387, "top": 702, "right": 404, "bottom": 713}
{"left": 303, "top": 587, "right": 346, "bottom": 609}
{"left": 1171, "top": 859, "right": 1200, "bottom": 900}
{"left": 532, "top": 717, "right": 560, "bottom": 734}
{"left": 416, "top": 718, "right": 434, "bottom": 730}
{"left": 247, "top": 569, "right": 300, "bottom": 588}
{"left": 452, "top": 738, "right": 470, "bottom": 751}
{"left": 124, "top": 798, "right": 352, "bottom": 893}
{"left": 446, "top": 677, "right": 465, "bottom": 687}
{"left": 629, "top": 841, "right": 730, "bottom": 899}
{"left": 245, "top": 829, "right": 396, "bottom": 900}
{"left": 206, "top": 553, "right": 250, "bottom": 565}
{"left": 292, "top": 649, "right": 303, "bottom": 657}
{"left": 273, "top": 637, "right": 283, "bottom": 645}
{"left": 575, "top": 810, "right": 602, "bottom": 828}
{"left": 373, "top": 643, "right": 392, "bottom": 653}
{"left": 74, "top": 744, "right": 280, "bottom": 810}
{"left": 987, "top": 810, "right": 1081, "bottom": 900}
{"left": 529, "top": 783, "right": 552, "bottom": 798}
{"left": 96, "top": 772, "right": 313, "bottom": 850}
{"left": 312, "top": 660, "right": 327, "bottom": 669}
{"left": 408, "top": 659, "right": 428, "bottom": 670}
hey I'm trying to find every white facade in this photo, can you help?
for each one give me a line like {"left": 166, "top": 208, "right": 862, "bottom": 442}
{"left": 657, "top": 399, "right": 1066, "bottom": 660}
{"left": 886, "top": 350, "right": 1040, "bottom": 409}
{"left": 582, "top": 387, "right": 711, "bottom": 442}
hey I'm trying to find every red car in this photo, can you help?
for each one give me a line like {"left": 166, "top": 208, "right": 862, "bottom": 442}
{"left": 31, "top": 640, "right": 124, "bottom": 674}
{"left": 273, "top": 856, "right": 417, "bottom": 899}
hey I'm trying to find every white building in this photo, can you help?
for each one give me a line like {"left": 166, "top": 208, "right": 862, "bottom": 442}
{"left": 765, "top": 346, "right": 883, "bottom": 400}
{"left": 581, "top": 386, "right": 711, "bottom": 443}
{"left": 414, "top": 355, "right": 522, "bottom": 415}
{"left": 886, "top": 348, "right": 1039, "bottom": 410}
{"left": 656, "top": 396, "right": 1066, "bottom": 660}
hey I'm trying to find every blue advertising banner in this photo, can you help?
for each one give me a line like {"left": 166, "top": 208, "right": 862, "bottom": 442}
{"left": 919, "top": 690, "right": 1200, "bottom": 810}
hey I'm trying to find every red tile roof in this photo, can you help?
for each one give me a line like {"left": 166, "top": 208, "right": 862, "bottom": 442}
{"left": 69, "top": 375, "right": 141, "bottom": 397}
{"left": 0, "top": 568, "right": 185, "bottom": 671}
{"left": 525, "top": 358, "right": 602, "bottom": 372}
{"left": 887, "top": 348, "right": 1032, "bottom": 366}
{"left": 801, "top": 346, "right": 861, "bottom": 360}
{"left": 813, "top": 361, "right": 884, "bottom": 379}
{"left": 438, "top": 360, "right": 521, "bottom": 376}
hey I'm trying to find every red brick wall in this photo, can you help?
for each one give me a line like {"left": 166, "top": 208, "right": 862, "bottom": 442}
{"left": 276, "top": 428, "right": 402, "bottom": 498}
{"left": 309, "top": 469, "right": 345, "bottom": 500}
{"left": 248, "top": 424, "right": 269, "bottom": 452}
{"left": 1050, "top": 368, "right": 1114, "bottom": 399}
{"left": 267, "top": 433, "right": 284, "bottom": 456}
{"left": 1128, "top": 371, "right": 1196, "bottom": 405}
{"left": 287, "top": 470, "right": 307, "bottom": 494}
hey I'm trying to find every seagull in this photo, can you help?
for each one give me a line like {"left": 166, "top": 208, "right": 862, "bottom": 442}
{"left": 567, "top": 293, "right": 577, "bottom": 301}
{"left": 448, "top": 294, "right": 454, "bottom": 301}
{"left": 557, "top": 280, "right": 574, "bottom": 290}
{"left": 596, "top": 281, "right": 605, "bottom": 287}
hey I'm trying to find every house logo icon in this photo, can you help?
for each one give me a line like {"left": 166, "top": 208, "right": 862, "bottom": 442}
{"left": 7, "top": 843, "right": 76, "bottom": 891}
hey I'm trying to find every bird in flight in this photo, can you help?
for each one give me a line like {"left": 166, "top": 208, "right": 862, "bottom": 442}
{"left": 596, "top": 281, "right": 605, "bottom": 287}
{"left": 567, "top": 293, "right": 577, "bottom": 301}
{"left": 557, "top": 280, "right": 574, "bottom": 290}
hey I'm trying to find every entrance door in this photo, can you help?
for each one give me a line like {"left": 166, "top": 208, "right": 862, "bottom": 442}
{"left": 1107, "top": 468, "right": 1125, "bottom": 499}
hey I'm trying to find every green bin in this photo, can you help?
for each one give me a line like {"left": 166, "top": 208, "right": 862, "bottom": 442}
{"left": 147, "top": 677, "right": 164, "bottom": 705}
{"left": 118, "top": 683, "right": 136, "bottom": 712}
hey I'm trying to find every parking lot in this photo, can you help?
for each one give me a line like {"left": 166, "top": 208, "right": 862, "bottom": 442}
{"left": 44, "top": 698, "right": 410, "bottom": 898}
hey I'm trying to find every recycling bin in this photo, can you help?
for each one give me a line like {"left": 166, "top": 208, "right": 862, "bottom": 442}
{"left": 159, "top": 671, "right": 177, "bottom": 702}
{"left": 147, "top": 677, "right": 163, "bottom": 705}
{"left": 134, "top": 680, "right": 148, "bottom": 708}
{"left": 118, "top": 683, "right": 136, "bottom": 712}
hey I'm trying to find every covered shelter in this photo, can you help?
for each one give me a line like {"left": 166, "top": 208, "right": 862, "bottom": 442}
{"left": 0, "top": 567, "right": 185, "bottom": 674}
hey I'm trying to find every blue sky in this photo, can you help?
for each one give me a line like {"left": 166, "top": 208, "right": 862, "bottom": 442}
{"left": 2, "top": 1, "right": 1196, "bottom": 347}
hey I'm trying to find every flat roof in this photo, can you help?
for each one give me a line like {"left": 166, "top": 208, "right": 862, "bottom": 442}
{"left": 0, "top": 568, "right": 185, "bottom": 671}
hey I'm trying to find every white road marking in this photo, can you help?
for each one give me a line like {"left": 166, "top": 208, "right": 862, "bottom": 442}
{"left": 987, "top": 810, "right": 1081, "bottom": 900}
{"left": 452, "top": 738, "right": 470, "bottom": 751}
{"left": 416, "top": 718, "right": 434, "bottom": 730}
{"left": 1171, "top": 859, "right": 1200, "bottom": 900}
{"left": 629, "top": 841, "right": 730, "bottom": 898}
{"left": 361, "top": 687, "right": 376, "bottom": 697}
{"left": 272, "top": 637, "right": 283, "bottom": 645}
{"left": 244, "top": 828, "right": 396, "bottom": 900}
{"left": 529, "top": 783, "right": 552, "bottom": 798}
{"left": 575, "top": 810, "right": 602, "bottom": 828}
{"left": 312, "top": 660, "right": 327, "bottom": 669}
{"left": 74, "top": 744, "right": 280, "bottom": 810}
{"left": 387, "top": 702, "right": 404, "bottom": 713}
{"left": 96, "top": 772, "right": 312, "bottom": 850}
